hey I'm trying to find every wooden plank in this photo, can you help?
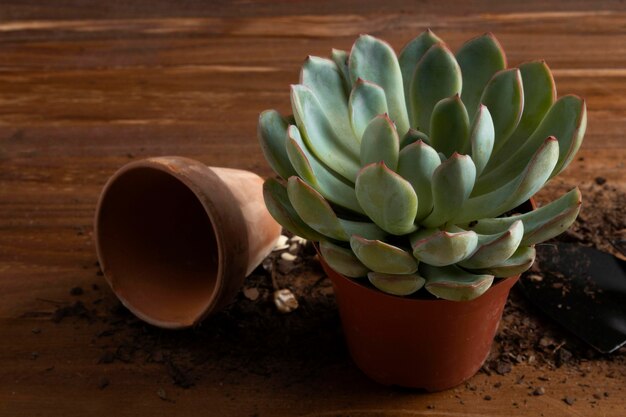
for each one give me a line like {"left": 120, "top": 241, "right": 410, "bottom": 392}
{"left": 2, "top": 0, "right": 625, "bottom": 21}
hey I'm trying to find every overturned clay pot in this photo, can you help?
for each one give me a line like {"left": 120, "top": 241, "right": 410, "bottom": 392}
{"left": 95, "top": 157, "right": 281, "bottom": 329}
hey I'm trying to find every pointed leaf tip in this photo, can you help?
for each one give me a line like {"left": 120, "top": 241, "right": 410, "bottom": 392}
{"left": 411, "top": 228, "right": 478, "bottom": 266}
{"left": 456, "top": 33, "right": 507, "bottom": 117}
{"left": 410, "top": 43, "right": 462, "bottom": 135}
{"left": 429, "top": 95, "right": 470, "bottom": 157}
{"left": 262, "top": 178, "right": 326, "bottom": 242}
{"left": 258, "top": 110, "right": 297, "bottom": 180}
{"left": 480, "top": 68, "right": 524, "bottom": 155}
{"left": 350, "top": 34, "right": 410, "bottom": 135}
{"left": 421, "top": 263, "right": 494, "bottom": 301}
{"left": 320, "top": 240, "right": 369, "bottom": 278}
{"left": 360, "top": 114, "right": 400, "bottom": 171}
{"left": 368, "top": 272, "right": 425, "bottom": 296}
{"left": 351, "top": 236, "right": 418, "bottom": 274}
{"left": 286, "top": 176, "right": 348, "bottom": 241}
{"left": 355, "top": 163, "right": 418, "bottom": 235}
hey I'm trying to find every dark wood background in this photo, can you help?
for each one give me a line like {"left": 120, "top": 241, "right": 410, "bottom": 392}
{"left": 1, "top": 1, "right": 624, "bottom": 416}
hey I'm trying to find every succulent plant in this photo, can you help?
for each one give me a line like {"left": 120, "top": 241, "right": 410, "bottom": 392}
{"left": 259, "top": 30, "right": 585, "bottom": 301}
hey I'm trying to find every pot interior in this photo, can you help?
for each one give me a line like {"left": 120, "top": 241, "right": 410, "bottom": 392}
{"left": 96, "top": 166, "right": 219, "bottom": 327}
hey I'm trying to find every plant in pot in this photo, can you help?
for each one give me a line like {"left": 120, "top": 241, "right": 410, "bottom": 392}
{"left": 258, "top": 30, "right": 586, "bottom": 391}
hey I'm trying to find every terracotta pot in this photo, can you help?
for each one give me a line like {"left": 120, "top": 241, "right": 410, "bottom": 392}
{"left": 95, "top": 156, "right": 281, "bottom": 329}
{"left": 320, "top": 258, "right": 518, "bottom": 391}
{"left": 317, "top": 200, "right": 534, "bottom": 391}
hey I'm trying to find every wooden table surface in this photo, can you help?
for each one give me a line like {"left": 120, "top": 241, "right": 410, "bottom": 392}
{"left": 1, "top": 1, "right": 625, "bottom": 416}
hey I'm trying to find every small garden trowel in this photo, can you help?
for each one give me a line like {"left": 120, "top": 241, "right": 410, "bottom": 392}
{"left": 518, "top": 242, "right": 626, "bottom": 353}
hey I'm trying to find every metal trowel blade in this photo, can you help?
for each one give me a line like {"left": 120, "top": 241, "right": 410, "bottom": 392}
{"left": 518, "top": 242, "right": 626, "bottom": 354}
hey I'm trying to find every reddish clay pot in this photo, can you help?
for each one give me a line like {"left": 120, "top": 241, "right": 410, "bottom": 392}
{"left": 318, "top": 199, "right": 535, "bottom": 391}
{"left": 95, "top": 156, "right": 281, "bottom": 329}
{"left": 320, "top": 257, "right": 519, "bottom": 391}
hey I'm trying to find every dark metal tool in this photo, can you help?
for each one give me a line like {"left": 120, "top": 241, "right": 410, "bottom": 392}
{"left": 518, "top": 242, "right": 626, "bottom": 353}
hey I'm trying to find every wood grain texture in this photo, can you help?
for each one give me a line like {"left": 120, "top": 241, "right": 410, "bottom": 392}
{"left": 0, "top": 1, "right": 625, "bottom": 416}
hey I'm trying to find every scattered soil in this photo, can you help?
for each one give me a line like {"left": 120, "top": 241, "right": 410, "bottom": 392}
{"left": 53, "top": 237, "right": 346, "bottom": 389}
{"left": 549, "top": 180, "right": 626, "bottom": 259}
{"left": 97, "top": 377, "right": 110, "bottom": 390}
{"left": 484, "top": 181, "right": 626, "bottom": 372}
{"left": 70, "top": 286, "right": 84, "bottom": 296}
{"left": 47, "top": 180, "right": 625, "bottom": 406}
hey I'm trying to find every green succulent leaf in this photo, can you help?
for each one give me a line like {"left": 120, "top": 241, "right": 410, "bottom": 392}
{"left": 330, "top": 48, "right": 352, "bottom": 95}
{"left": 368, "top": 272, "right": 426, "bottom": 296}
{"left": 287, "top": 177, "right": 385, "bottom": 241}
{"left": 458, "top": 220, "right": 524, "bottom": 269}
{"left": 520, "top": 209, "right": 580, "bottom": 247}
{"left": 464, "top": 188, "right": 582, "bottom": 246}
{"left": 286, "top": 125, "right": 365, "bottom": 214}
{"left": 480, "top": 68, "right": 524, "bottom": 154}
{"left": 456, "top": 33, "right": 507, "bottom": 118}
{"left": 291, "top": 84, "right": 360, "bottom": 181}
{"left": 287, "top": 176, "right": 348, "bottom": 240}
{"left": 430, "top": 95, "right": 470, "bottom": 157}
{"left": 457, "top": 136, "right": 559, "bottom": 222}
{"left": 422, "top": 153, "right": 476, "bottom": 228}
{"left": 349, "top": 34, "right": 410, "bottom": 135}
{"left": 398, "top": 29, "right": 443, "bottom": 125}
{"left": 475, "top": 95, "right": 586, "bottom": 194}
{"left": 340, "top": 220, "right": 387, "bottom": 241}
{"left": 360, "top": 114, "right": 400, "bottom": 169}
{"left": 258, "top": 110, "right": 297, "bottom": 180}
{"left": 350, "top": 235, "right": 418, "bottom": 274}
{"left": 552, "top": 98, "right": 587, "bottom": 178}
{"left": 397, "top": 140, "right": 441, "bottom": 221}
{"left": 421, "top": 263, "right": 494, "bottom": 301}
{"left": 410, "top": 43, "right": 462, "bottom": 135}
{"left": 355, "top": 162, "right": 418, "bottom": 235}
{"left": 469, "top": 104, "right": 495, "bottom": 176}
{"left": 285, "top": 127, "right": 316, "bottom": 183}
{"left": 349, "top": 79, "right": 389, "bottom": 140}
{"left": 410, "top": 228, "right": 478, "bottom": 266}
{"left": 262, "top": 178, "right": 326, "bottom": 241}
{"left": 399, "top": 128, "right": 430, "bottom": 149}
{"left": 320, "top": 240, "right": 369, "bottom": 278}
{"left": 494, "top": 137, "right": 558, "bottom": 215}
{"left": 487, "top": 60, "right": 556, "bottom": 170}
{"left": 472, "top": 246, "right": 536, "bottom": 277}
{"left": 301, "top": 56, "right": 357, "bottom": 148}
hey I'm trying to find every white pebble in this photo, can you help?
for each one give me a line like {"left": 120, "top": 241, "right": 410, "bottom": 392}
{"left": 290, "top": 236, "right": 307, "bottom": 245}
{"left": 280, "top": 252, "right": 297, "bottom": 262}
{"left": 273, "top": 289, "right": 299, "bottom": 313}
{"left": 288, "top": 243, "right": 299, "bottom": 254}
{"left": 273, "top": 235, "right": 290, "bottom": 251}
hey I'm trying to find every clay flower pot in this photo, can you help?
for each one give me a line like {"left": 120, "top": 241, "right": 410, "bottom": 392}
{"left": 320, "top": 259, "right": 517, "bottom": 391}
{"left": 95, "top": 156, "right": 281, "bottom": 329}
{"left": 318, "top": 200, "right": 535, "bottom": 392}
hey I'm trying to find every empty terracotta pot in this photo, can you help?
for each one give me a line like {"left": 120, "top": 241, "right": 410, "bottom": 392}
{"left": 95, "top": 156, "right": 281, "bottom": 329}
{"left": 320, "top": 258, "right": 518, "bottom": 391}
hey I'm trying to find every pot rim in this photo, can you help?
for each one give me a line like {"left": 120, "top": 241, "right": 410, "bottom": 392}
{"left": 94, "top": 156, "right": 234, "bottom": 329}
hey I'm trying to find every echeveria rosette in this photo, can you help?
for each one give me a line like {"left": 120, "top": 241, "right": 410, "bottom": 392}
{"left": 259, "top": 30, "right": 586, "bottom": 301}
